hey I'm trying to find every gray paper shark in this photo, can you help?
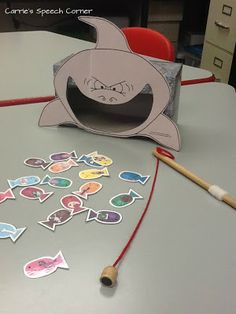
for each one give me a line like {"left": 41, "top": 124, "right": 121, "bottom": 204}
{"left": 39, "top": 16, "right": 181, "bottom": 150}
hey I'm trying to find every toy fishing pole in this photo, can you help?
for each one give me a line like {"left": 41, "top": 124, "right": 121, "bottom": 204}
{"left": 100, "top": 146, "right": 236, "bottom": 288}
{"left": 153, "top": 147, "right": 236, "bottom": 209}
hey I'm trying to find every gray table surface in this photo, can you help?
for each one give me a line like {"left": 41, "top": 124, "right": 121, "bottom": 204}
{"left": 0, "top": 82, "right": 236, "bottom": 314}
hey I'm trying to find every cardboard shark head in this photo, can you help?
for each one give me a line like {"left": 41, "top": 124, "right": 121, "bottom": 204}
{"left": 39, "top": 16, "right": 181, "bottom": 150}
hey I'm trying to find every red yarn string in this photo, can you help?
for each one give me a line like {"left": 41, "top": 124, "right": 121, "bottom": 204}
{"left": 113, "top": 158, "right": 160, "bottom": 267}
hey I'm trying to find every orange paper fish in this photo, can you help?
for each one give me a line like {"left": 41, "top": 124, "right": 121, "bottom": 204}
{"left": 49, "top": 159, "right": 78, "bottom": 174}
{"left": 73, "top": 181, "right": 102, "bottom": 199}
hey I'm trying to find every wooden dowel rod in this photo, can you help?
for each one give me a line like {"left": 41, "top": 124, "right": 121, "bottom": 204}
{"left": 223, "top": 194, "right": 236, "bottom": 209}
{"left": 153, "top": 149, "right": 236, "bottom": 209}
{"left": 153, "top": 150, "right": 211, "bottom": 189}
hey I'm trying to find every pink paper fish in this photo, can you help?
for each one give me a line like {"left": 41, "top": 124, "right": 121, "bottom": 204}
{"left": 20, "top": 187, "right": 53, "bottom": 203}
{"left": 48, "top": 159, "right": 78, "bottom": 173}
{"left": 24, "top": 251, "right": 69, "bottom": 279}
{"left": 60, "top": 194, "right": 87, "bottom": 214}
{"left": 0, "top": 188, "right": 15, "bottom": 204}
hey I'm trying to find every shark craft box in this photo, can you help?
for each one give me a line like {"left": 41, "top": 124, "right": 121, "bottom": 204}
{"left": 54, "top": 58, "right": 182, "bottom": 123}
{"left": 39, "top": 16, "right": 181, "bottom": 151}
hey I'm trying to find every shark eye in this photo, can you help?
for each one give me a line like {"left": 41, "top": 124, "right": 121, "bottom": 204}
{"left": 94, "top": 80, "right": 106, "bottom": 90}
{"left": 110, "top": 83, "right": 123, "bottom": 93}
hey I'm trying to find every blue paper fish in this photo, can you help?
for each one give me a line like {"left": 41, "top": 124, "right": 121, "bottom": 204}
{"left": 0, "top": 222, "right": 26, "bottom": 242}
{"left": 8, "top": 176, "right": 41, "bottom": 189}
{"left": 119, "top": 171, "right": 150, "bottom": 185}
{"left": 77, "top": 154, "right": 102, "bottom": 168}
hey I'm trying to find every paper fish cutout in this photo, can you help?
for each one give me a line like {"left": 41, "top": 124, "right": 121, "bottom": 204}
{"left": 39, "top": 16, "right": 180, "bottom": 151}
{"left": 24, "top": 251, "right": 69, "bottom": 279}
{"left": 87, "top": 151, "right": 113, "bottom": 166}
{"left": 38, "top": 208, "right": 73, "bottom": 231}
{"left": 79, "top": 167, "right": 109, "bottom": 179}
{"left": 8, "top": 176, "right": 40, "bottom": 189}
{"left": 86, "top": 209, "right": 122, "bottom": 224}
{"left": 73, "top": 181, "right": 102, "bottom": 199}
{"left": 24, "top": 158, "right": 52, "bottom": 170}
{"left": 119, "top": 171, "right": 150, "bottom": 184}
{"left": 0, "top": 188, "right": 15, "bottom": 204}
{"left": 48, "top": 159, "right": 78, "bottom": 173}
{"left": 0, "top": 222, "right": 26, "bottom": 242}
{"left": 110, "top": 189, "right": 143, "bottom": 208}
{"left": 60, "top": 194, "right": 87, "bottom": 214}
{"left": 20, "top": 187, "right": 53, "bottom": 203}
{"left": 49, "top": 150, "right": 77, "bottom": 161}
{"left": 77, "top": 154, "right": 102, "bottom": 168}
{"left": 40, "top": 175, "right": 72, "bottom": 188}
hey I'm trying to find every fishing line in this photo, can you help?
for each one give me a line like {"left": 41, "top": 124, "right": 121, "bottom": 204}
{"left": 100, "top": 153, "right": 164, "bottom": 287}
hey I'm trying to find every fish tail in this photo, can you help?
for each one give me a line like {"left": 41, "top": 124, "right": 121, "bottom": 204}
{"left": 70, "top": 150, "right": 78, "bottom": 159}
{"left": 10, "top": 227, "right": 26, "bottom": 242}
{"left": 129, "top": 189, "right": 143, "bottom": 200}
{"left": 7, "top": 179, "right": 17, "bottom": 189}
{"left": 77, "top": 154, "right": 86, "bottom": 163}
{"left": 39, "top": 191, "right": 54, "bottom": 203}
{"left": 41, "top": 161, "right": 53, "bottom": 170}
{"left": 40, "top": 175, "right": 51, "bottom": 185}
{"left": 71, "top": 205, "right": 87, "bottom": 215}
{"left": 79, "top": 194, "right": 88, "bottom": 200}
{"left": 86, "top": 209, "right": 97, "bottom": 222}
{"left": 139, "top": 175, "right": 150, "bottom": 184}
{"left": 38, "top": 220, "right": 55, "bottom": 231}
{"left": 88, "top": 151, "right": 97, "bottom": 157}
{"left": 72, "top": 191, "right": 88, "bottom": 200}
{"left": 68, "top": 159, "right": 78, "bottom": 167}
{"left": 54, "top": 251, "right": 69, "bottom": 269}
{"left": 103, "top": 168, "right": 110, "bottom": 176}
{"left": 5, "top": 188, "right": 15, "bottom": 200}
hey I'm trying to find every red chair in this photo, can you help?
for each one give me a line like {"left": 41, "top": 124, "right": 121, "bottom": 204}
{"left": 122, "top": 27, "right": 175, "bottom": 61}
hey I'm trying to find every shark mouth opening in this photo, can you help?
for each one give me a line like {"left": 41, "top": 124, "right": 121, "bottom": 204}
{"left": 66, "top": 77, "right": 153, "bottom": 133}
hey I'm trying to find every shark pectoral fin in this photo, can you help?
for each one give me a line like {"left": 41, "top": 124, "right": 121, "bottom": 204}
{"left": 38, "top": 99, "right": 75, "bottom": 127}
{"left": 141, "top": 114, "right": 181, "bottom": 151}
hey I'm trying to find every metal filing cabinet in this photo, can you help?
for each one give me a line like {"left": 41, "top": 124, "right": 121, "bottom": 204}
{"left": 201, "top": 0, "right": 236, "bottom": 83}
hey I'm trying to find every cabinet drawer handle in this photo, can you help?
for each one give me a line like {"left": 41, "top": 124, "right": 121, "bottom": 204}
{"left": 214, "top": 21, "right": 230, "bottom": 30}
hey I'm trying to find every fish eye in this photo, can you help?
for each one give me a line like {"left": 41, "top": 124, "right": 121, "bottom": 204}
{"left": 98, "top": 213, "right": 106, "bottom": 219}
{"left": 94, "top": 80, "right": 106, "bottom": 90}
{"left": 110, "top": 83, "right": 123, "bottom": 93}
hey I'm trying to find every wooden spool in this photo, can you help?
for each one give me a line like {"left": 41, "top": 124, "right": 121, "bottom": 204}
{"left": 100, "top": 266, "right": 118, "bottom": 287}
